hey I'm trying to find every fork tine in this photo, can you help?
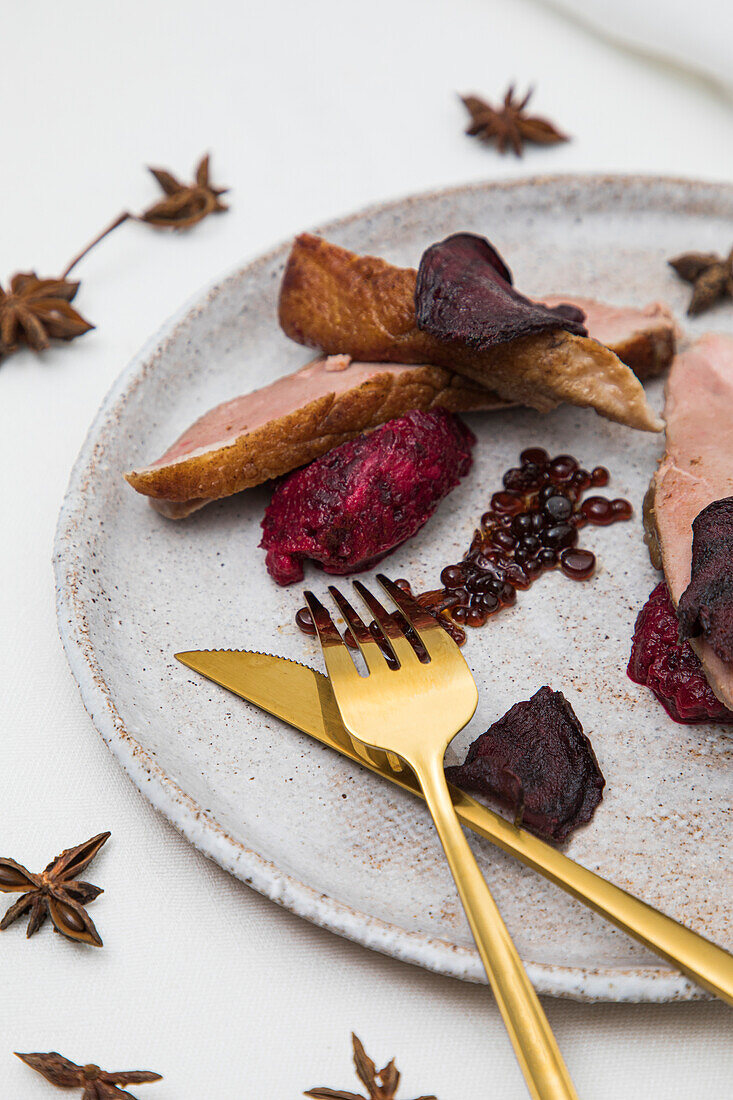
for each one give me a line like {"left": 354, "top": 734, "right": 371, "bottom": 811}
{"left": 374, "top": 574, "right": 439, "bottom": 631}
{"left": 331, "top": 583, "right": 407, "bottom": 774}
{"left": 328, "top": 585, "right": 393, "bottom": 674}
{"left": 352, "top": 579, "right": 420, "bottom": 668}
{"left": 304, "top": 590, "right": 383, "bottom": 767}
{"left": 375, "top": 574, "right": 458, "bottom": 663}
{"left": 302, "top": 591, "right": 361, "bottom": 685}
{"left": 302, "top": 591, "right": 345, "bottom": 648}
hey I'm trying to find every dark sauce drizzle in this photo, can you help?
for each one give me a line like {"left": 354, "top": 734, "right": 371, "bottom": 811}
{"left": 296, "top": 447, "right": 632, "bottom": 648}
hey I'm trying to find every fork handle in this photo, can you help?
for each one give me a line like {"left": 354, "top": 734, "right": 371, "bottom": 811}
{"left": 451, "top": 784, "right": 733, "bottom": 1005}
{"left": 413, "top": 751, "right": 579, "bottom": 1100}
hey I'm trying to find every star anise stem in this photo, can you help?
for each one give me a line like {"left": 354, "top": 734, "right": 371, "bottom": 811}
{"left": 2, "top": 153, "right": 228, "bottom": 363}
{"left": 60, "top": 155, "right": 228, "bottom": 278}
{"left": 62, "top": 212, "right": 132, "bottom": 279}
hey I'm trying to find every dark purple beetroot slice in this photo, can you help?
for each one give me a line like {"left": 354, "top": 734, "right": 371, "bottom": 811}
{"left": 677, "top": 497, "right": 733, "bottom": 663}
{"left": 260, "top": 408, "right": 475, "bottom": 585}
{"left": 445, "top": 686, "right": 604, "bottom": 843}
{"left": 414, "top": 233, "right": 587, "bottom": 351}
{"left": 628, "top": 581, "right": 733, "bottom": 724}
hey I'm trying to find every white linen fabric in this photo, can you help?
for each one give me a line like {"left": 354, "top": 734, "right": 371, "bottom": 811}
{"left": 1, "top": 1, "right": 732, "bottom": 1097}
{"left": 543, "top": 0, "right": 733, "bottom": 96}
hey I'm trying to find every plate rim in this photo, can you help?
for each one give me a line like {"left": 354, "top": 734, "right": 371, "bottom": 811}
{"left": 54, "top": 172, "right": 731, "bottom": 1002}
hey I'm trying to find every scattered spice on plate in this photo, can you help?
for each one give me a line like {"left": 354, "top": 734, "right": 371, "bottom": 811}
{"left": 446, "top": 686, "right": 605, "bottom": 842}
{"left": 460, "top": 85, "right": 569, "bottom": 156}
{"left": 0, "top": 274, "right": 94, "bottom": 356}
{"left": 15, "top": 1051, "right": 162, "bottom": 1099}
{"left": 0, "top": 832, "right": 109, "bottom": 947}
{"left": 304, "top": 1033, "right": 436, "bottom": 1100}
{"left": 668, "top": 247, "right": 733, "bottom": 315}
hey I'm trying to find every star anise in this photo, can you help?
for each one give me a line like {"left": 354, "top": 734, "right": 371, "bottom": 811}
{"left": 668, "top": 247, "right": 733, "bottom": 315}
{"left": 15, "top": 1052, "right": 162, "bottom": 1099}
{"left": 460, "top": 85, "right": 569, "bottom": 156}
{"left": 0, "top": 832, "right": 109, "bottom": 947}
{"left": 305, "top": 1034, "right": 436, "bottom": 1100}
{"left": 0, "top": 273, "right": 94, "bottom": 357}
{"left": 140, "top": 153, "right": 229, "bottom": 229}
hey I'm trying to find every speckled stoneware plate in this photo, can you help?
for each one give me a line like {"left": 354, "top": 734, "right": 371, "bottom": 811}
{"left": 54, "top": 176, "right": 733, "bottom": 1002}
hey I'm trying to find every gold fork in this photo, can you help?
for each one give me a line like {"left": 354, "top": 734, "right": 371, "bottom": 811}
{"left": 304, "top": 574, "right": 579, "bottom": 1100}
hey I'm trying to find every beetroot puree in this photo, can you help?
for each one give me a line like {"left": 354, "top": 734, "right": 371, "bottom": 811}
{"left": 260, "top": 409, "right": 474, "bottom": 585}
{"left": 627, "top": 582, "right": 733, "bottom": 724}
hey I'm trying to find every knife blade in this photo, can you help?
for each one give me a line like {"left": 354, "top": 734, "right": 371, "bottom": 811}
{"left": 174, "top": 647, "right": 733, "bottom": 1003}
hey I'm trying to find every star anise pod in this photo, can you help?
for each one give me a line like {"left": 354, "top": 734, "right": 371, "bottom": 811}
{"left": 16, "top": 1052, "right": 162, "bottom": 1099}
{"left": 0, "top": 273, "right": 94, "bottom": 357}
{"left": 140, "top": 153, "right": 228, "bottom": 229}
{"left": 0, "top": 832, "right": 109, "bottom": 947}
{"left": 668, "top": 247, "right": 733, "bottom": 315}
{"left": 305, "top": 1034, "right": 436, "bottom": 1100}
{"left": 460, "top": 85, "right": 569, "bottom": 156}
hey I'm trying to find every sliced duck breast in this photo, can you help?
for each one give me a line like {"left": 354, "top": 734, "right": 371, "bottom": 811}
{"left": 652, "top": 333, "right": 733, "bottom": 710}
{"left": 278, "top": 234, "right": 665, "bottom": 432}
{"left": 125, "top": 357, "right": 501, "bottom": 516}
{"left": 539, "top": 296, "right": 678, "bottom": 380}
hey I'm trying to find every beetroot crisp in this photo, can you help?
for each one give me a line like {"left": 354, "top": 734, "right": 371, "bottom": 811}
{"left": 260, "top": 408, "right": 475, "bottom": 585}
{"left": 445, "top": 686, "right": 604, "bottom": 842}
{"left": 628, "top": 581, "right": 733, "bottom": 724}
{"left": 677, "top": 497, "right": 733, "bottom": 663}
{"left": 414, "top": 233, "right": 587, "bottom": 350}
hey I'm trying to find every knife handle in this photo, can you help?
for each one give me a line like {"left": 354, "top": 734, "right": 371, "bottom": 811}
{"left": 451, "top": 784, "right": 733, "bottom": 1005}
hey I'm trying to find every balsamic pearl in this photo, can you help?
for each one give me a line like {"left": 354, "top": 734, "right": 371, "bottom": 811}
{"left": 295, "top": 607, "right": 316, "bottom": 635}
{"left": 538, "top": 548, "right": 558, "bottom": 569}
{"left": 543, "top": 494, "right": 573, "bottom": 522}
{"left": 518, "top": 535, "right": 541, "bottom": 555}
{"left": 541, "top": 522, "right": 577, "bottom": 550}
{"left": 560, "top": 548, "right": 596, "bottom": 580}
{"left": 520, "top": 446, "right": 550, "bottom": 467}
{"left": 441, "top": 564, "right": 465, "bottom": 588}
{"left": 499, "top": 583, "right": 517, "bottom": 605}
{"left": 611, "top": 498, "right": 633, "bottom": 520}
{"left": 295, "top": 445, "right": 630, "bottom": 645}
{"left": 511, "top": 513, "right": 535, "bottom": 538}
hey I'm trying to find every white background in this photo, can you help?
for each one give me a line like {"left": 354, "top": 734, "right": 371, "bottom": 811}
{"left": 1, "top": 1, "right": 732, "bottom": 1097}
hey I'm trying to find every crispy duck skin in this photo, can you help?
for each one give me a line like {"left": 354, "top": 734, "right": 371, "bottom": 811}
{"left": 540, "top": 295, "right": 678, "bottom": 381}
{"left": 278, "top": 234, "right": 664, "bottom": 433}
{"left": 125, "top": 357, "right": 501, "bottom": 517}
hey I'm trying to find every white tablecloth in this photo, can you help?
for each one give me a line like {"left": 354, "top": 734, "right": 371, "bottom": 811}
{"left": 545, "top": 0, "right": 733, "bottom": 96}
{"left": 1, "top": 2, "right": 732, "bottom": 1096}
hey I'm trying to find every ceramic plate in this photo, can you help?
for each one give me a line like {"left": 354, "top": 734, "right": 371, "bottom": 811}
{"left": 54, "top": 176, "right": 733, "bottom": 1002}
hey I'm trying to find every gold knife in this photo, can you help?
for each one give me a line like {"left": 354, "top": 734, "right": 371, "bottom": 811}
{"left": 175, "top": 648, "right": 733, "bottom": 1004}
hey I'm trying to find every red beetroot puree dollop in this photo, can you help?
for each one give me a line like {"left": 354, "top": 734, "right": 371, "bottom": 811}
{"left": 260, "top": 408, "right": 475, "bottom": 585}
{"left": 627, "top": 582, "right": 733, "bottom": 724}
